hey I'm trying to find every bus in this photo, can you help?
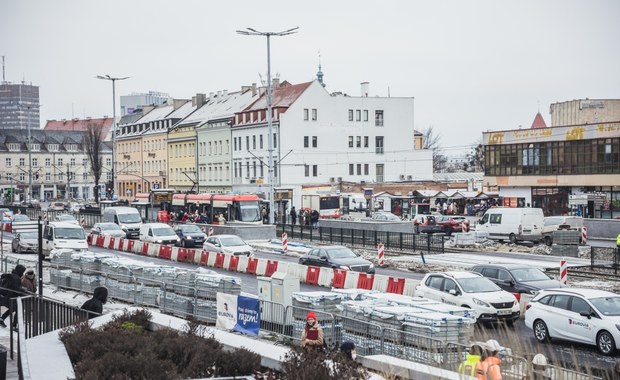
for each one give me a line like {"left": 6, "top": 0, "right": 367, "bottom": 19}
{"left": 132, "top": 189, "right": 176, "bottom": 221}
{"left": 301, "top": 194, "right": 342, "bottom": 219}
{"left": 171, "top": 193, "right": 262, "bottom": 223}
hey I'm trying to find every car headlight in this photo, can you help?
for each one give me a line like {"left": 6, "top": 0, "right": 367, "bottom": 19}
{"left": 339, "top": 265, "right": 351, "bottom": 270}
{"left": 368, "top": 263, "right": 375, "bottom": 268}
{"left": 473, "top": 298, "right": 490, "bottom": 308}
{"left": 176, "top": 238, "right": 180, "bottom": 242}
{"left": 186, "top": 236, "right": 192, "bottom": 240}
{"left": 120, "top": 225, "right": 128, "bottom": 231}
{"left": 156, "top": 240, "right": 163, "bottom": 244}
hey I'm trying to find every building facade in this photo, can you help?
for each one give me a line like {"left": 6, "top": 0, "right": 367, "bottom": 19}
{"left": 482, "top": 119, "right": 620, "bottom": 218}
{"left": 120, "top": 91, "right": 172, "bottom": 116}
{"left": 0, "top": 81, "right": 40, "bottom": 130}
{"left": 550, "top": 99, "right": 620, "bottom": 127}
{"left": 0, "top": 129, "right": 112, "bottom": 202}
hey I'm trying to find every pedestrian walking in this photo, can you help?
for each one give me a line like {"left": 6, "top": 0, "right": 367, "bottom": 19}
{"left": 21, "top": 268, "right": 37, "bottom": 293}
{"left": 522, "top": 353, "right": 551, "bottom": 380}
{"left": 481, "top": 339, "right": 503, "bottom": 380}
{"left": 300, "top": 311, "right": 324, "bottom": 350}
{"left": 80, "top": 286, "right": 108, "bottom": 319}
{"left": 290, "top": 206, "right": 297, "bottom": 225}
{"left": 0, "top": 264, "right": 26, "bottom": 329}
{"left": 458, "top": 343, "right": 486, "bottom": 379}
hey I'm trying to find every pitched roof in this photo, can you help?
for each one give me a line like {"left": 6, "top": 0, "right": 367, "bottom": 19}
{"left": 530, "top": 112, "right": 548, "bottom": 129}
{"left": 244, "top": 81, "right": 313, "bottom": 111}
{"left": 44, "top": 117, "right": 114, "bottom": 141}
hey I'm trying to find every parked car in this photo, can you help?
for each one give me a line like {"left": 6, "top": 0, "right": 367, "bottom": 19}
{"left": 203, "top": 235, "right": 254, "bottom": 256}
{"left": 371, "top": 211, "right": 401, "bottom": 221}
{"left": 411, "top": 214, "right": 443, "bottom": 234}
{"left": 414, "top": 271, "right": 520, "bottom": 324}
{"left": 49, "top": 202, "right": 66, "bottom": 211}
{"left": 90, "top": 222, "right": 127, "bottom": 238}
{"left": 173, "top": 224, "right": 206, "bottom": 247}
{"left": 12, "top": 214, "right": 30, "bottom": 222}
{"left": 541, "top": 216, "right": 584, "bottom": 246}
{"left": 435, "top": 216, "right": 464, "bottom": 235}
{"left": 11, "top": 231, "right": 39, "bottom": 254}
{"left": 56, "top": 214, "right": 79, "bottom": 225}
{"left": 470, "top": 263, "right": 565, "bottom": 300}
{"left": 298, "top": 245, "right": 375, "bottom": 274}
{"left": 524, "top": 288, "right": 620, "bottom": 355}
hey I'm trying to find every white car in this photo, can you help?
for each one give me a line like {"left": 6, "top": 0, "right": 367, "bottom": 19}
{"left": 56, "top": 214, "right": 80, "bottom": 225}
{"left": 203, "top": 235, "right": 254, "bottom": 256}
{"left": 524, "top": 288, "right": 620, "bottom": 355}
{"left": 415, "top": 271, "right": 520, "bottom": 324}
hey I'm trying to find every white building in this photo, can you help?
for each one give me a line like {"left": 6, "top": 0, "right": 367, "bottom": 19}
{"left": 120, "top": 91, "right": 172, "bottom": 116}
{"left": 231, "top": 80, "right": 432, "bottom": 211}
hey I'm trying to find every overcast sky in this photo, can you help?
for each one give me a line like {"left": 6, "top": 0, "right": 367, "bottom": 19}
{"left": 2, "top": 0, "right": 619, "bottom": 156}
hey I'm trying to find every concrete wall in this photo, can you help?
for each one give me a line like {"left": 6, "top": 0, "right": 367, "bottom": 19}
{"left": 584, "top": 219, "right": 620, "bottom": 240}
{"left": 205, "top": 223, "right": 276, "bottom": 240}
{"left": 319, "top": 219, "right": 416, "bottom": 233}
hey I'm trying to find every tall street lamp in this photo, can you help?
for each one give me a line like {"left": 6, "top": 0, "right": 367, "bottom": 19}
{"left": 96, "top": 74, "right": 129, "bottom": 200}
{"left": 236, "top": 26, "right": 298, "bottom": 224}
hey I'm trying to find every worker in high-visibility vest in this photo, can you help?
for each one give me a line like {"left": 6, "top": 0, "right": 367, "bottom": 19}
{"left": 616, "top": 232, "right": 620, "bottom": 253}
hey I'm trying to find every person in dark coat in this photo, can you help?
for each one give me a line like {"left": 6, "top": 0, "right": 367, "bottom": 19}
{"left": 81, "top": 286, "right": 108, "bottom": 319}
{"left": 290, "top": 206, "right": 297, "bottom": 225}
{"left": 0, "top": 264, "right": 26, "bottom": 328}
{"left": 21, "top": 268, "right": 37, "bottom": 293}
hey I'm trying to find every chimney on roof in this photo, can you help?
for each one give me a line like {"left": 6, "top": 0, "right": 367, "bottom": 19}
{"left": 194, "top": 93, "right": 206, "bottom": 107}
{"left": 173, "top": 99, "right": 186, "bottom": 110}
{"left": 252, "top": 83, "right": 257, "bottom": 96}
{"left": 217, "top": 90, "right": 222, "bottom": 98}
{"left": 223, "top": 89, "right": 228, "bottom": 97}
{"left": 272, "top": 78, "right": 280, "bottom": 88}
{"left": 143, "top": 105, "right": 155, "bottom": 114}
{"left": 361, "top": 82, "right": 369, "bottom": 97}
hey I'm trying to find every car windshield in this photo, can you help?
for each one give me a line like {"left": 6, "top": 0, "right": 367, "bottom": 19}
{"left": 239, "top": 204, "right": 261, "bottom": 222}
{"left": 510, "top": 268, "right": 552, "bottom": 282}
{"left": 55, "top": 228, "right": 85, "bottom": 240}
{"left": 179, "top": 225, "right": 201, "bottom": 233}
{"left": 118, "top": 213, "right": 142, "bottom": 223}
{"left": 100, "top": 224, "right": 121, "bottom": 231}
{"left": 21, "top": 232, "right": 38, "bottom": 240}
{"left": 589, "top": 296, "right": 620, "bottom": 316}
{"left": 220, "top": 236, "right": 246, "bottom": 247}
{"left": 153, "top": 227, "right": 175, "bottom": 236}
{"left": 456, "top": 277, "right": 501, "bottom": 293}
{"left": 327, "top": 247, "right": 357, "bottom": 259}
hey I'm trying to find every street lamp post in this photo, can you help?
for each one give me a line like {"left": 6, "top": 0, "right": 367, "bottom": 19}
{"left": 236, "top": 26, "right": 298, "bottom": 224}
{"left": 96, "top": 74, "right": 129, "bottom": 200}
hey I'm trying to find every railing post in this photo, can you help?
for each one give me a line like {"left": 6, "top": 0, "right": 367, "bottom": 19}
{"left": 426, "top": 234, "right": 431, "bottom": 255}
{"left": 386, "top": 231, "right": 390, "bottom": 250}
{"left": 399, "top": 233, "right": 403, "bottom": 251}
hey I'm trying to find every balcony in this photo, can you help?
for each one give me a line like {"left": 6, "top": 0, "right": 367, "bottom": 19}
{"left": 147, "top": 153, "right": 156, "bottom": 158}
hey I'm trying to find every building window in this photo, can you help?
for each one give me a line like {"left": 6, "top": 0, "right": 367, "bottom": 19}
{"left": 83, "top": 173, "right": 88, "bottom": 181}
{"left": 45, "top": 173, "right": 50, "bottom": 181}
{"left": 348, "top": 136, "right": 354, "bottom": 148}
{"left": 364, "top": 164, "right": 369, "bottom": 175}
{"left": 312, "top": 109, "right": 317, "bottom": 121}
{"left": 5, "top": 158, "right": 11, "bottom": 167}
{"left": 312, "top": 136, "right": 317, "bottom": 148}
{"left": 363, "top": 110, "right": 368, "bottom": 121}
{"left": 234, "top": 138, "right": 237, "bottom": 151}
{"left": 356, "top": 110, "right": 361, "bottom": 121}
{"left": 8, "top": 143, "right": 20, "bottom": 151}
{"left": 303, "top": 108, "right": 309, "bottom": 121}
{"left": 260, "top": 135, "right": 263, "bottom": 149}
{"left": 19, "top": 173, "right": 25, "bottom": 182}
{"left": 357, "top": 164, "right": 362, "bottom": 175}
{"left": 356, "top": 136, "right": 361, "bottom": 148}
{"left": 349, "top": 164, "right": 354, "bottom": 175}
{"left": 57, "top": 158, "right": 63, "bottom": 166}
{"left": 375, "top": 110, "right": 384, "bottom": 126}
{"left": 260, "top": 163, "right": 264, "bottom": 177}
{"left": 312, "top": 165, "right": 318, "bottom": 176}
{"left": 246, "top": 162, "right": 250, "bottom": 178}
{"left": 304, "top": 136, "right": 309, "bottom": 148}
{"left": 83, "top": 158, "right": 88, "bottom": 167}
{"left": 252, "top": 161, "right": 257, "bottom": 178}
{"left": 70, "top": 158, "right": 76, "bottom": 166}
{"left": 376, "top": 136, "right": 384, "bottom": 154}
{"left": 246, "top": 136, "right": 250, "bottom": 150}
{"left": 304, "top": 165, "right": 309, "bottom": 177}
{"left": 252, "top": 135, "right": 256, "bottom": 149}
{"left": 19, "top": 158, "right": 25, "bottom": 166}
{"left": 106, "top": 158, "right": 111, "bottom": 167}
{"left": 32, "top": 158, "right": 38, "bottom": 167}
{"left": 273, "top": 133, "right": 277, "bottom": 149}
{"left": 348, "top": 109, "right": 353, "bottom": 121}
{"left": 364, "top": 136, "right": 369, "bottom": 148}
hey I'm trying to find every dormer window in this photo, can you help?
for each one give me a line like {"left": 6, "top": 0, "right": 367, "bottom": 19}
{"left": 48, "top": 144, "right": 59, "bottom": 152}
{"left": 31, "top": 143, "right": 40, "bottom": 151}
{"left": 66, "top": 144, "right": 77, "bottom": 152}
{"left": 7, "top": 143, "right": 20, "bottom": 151}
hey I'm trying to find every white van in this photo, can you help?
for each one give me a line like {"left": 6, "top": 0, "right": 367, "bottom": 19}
{"left": 476, "top": 207, "right": 544, "bottom": 244}
{"left": 103, "top": 206, "right": 143, "bottom": 239}
{"left": 139, "top": 223, "right": 180, "bottom": 245}
{"left": 42, "top": 222, "right": 88, "bottom": 257}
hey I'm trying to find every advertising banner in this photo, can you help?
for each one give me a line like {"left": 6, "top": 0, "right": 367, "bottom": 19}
{"left": 216, "top": 293, "right": 260, "bottom": 336}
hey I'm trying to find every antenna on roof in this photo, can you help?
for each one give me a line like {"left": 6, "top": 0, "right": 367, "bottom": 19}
{"left": 1, "top": 56, "right": 5, "bottom": 82}
{"left": 258, "top": 73, "right": 266, "bottom": 87}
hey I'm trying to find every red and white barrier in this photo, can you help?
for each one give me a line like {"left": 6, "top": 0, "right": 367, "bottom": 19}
{"left": 282, "top": 232, "right": 288, "bottom": 252}
{"left": 236, "top": 255, "right": 249, "bottom": 273}
{"left": 208, "top": 227, "right": 214, "bottom": 237}
{"left": 377, "top": 243, "right": 385, "bottom": 267}
{"left": 462, "top": 220, "right": 470, "bottom": 233}
{"left": 581, "top": 226, "right": 587, "bottom": 245}
{"left": 317, "top": 267, "right": 334, "bottom": 287}
{"left": 205, "top": 251, "right": 218, "bottom": 267}
{"left": 371, "top": 274, "right": 390, "bottom": 292}
{"left": 343, "top": 271, "right": 361, "bottom": 289}
{"left": 560, "top": 258, "right": 568, "bottom": 285}
{"left": 286, "top": 263, "right": 307, "bottom": 281}
{"left": 43, "top": 212, "right": 48, "bottom": 221}
{"left": 80, "top": 216, "right": 86, "bottom": 228}
{"left": 403, "top": 278, "right": 420, "bottom": 297}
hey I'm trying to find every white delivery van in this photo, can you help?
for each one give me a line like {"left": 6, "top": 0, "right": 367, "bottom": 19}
{"left": 42, "top": 222, "right": 88, "bottom": 257}
{"left": 476, "top": 207, "right": 544, "bottom": 244}
{"left": 103, "top": 206, "right": 143, "bottom": 239}
{"left": 139, "top": 223, "right": 180, "bottom": 245}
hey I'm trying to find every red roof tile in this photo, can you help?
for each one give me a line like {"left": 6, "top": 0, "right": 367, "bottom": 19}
{"left": 244, "top": 81, "right": 313, "bottom": 111}
{"left": 530, "top": 112, "right": 548, "bottom": 129}
{"left": 44, "top": 117, "right": 114, "bottom": 140}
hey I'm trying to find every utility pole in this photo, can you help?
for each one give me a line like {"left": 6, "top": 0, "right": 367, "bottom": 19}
{"left": 66, "top": 163, "right": 71, "bottom": 201}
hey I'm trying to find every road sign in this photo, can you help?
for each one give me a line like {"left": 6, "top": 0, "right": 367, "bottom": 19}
{"left": 152, "top": 183, "right": 160, "bottom": 189}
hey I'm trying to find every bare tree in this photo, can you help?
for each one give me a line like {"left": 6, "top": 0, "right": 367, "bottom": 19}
{"left": 422, "top": 126, "right": 448, "bottom": 172}
{"left": 464, "top": 139, "right": 485, "bottom": 172}
{"left": 84, "top": 123, "right": 104, "bottom": 204}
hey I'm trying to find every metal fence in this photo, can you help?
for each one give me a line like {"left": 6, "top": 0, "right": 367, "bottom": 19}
{"left": 7, "top": 207, "right": 104, "bottom": 227}
{"left": 277, "top": 223, "right": 445, "bottom": 254}
{"left": 590, "top": 246, "right": 619, "bottom": 270}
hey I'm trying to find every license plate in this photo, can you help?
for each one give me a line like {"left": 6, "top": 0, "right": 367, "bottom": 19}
{"left": 497, "top": 309, "right": 511, "bottom": 315}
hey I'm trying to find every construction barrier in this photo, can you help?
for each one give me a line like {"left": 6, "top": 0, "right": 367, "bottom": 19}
{"left": 285, "top": 263, "right": 307, "bottom": 281}
{"left": 332, "top": 269, "right": 347, "bottom": 288}
{"left": 87, "top": 233, "right": 93, "bottom": 245}
{"left": 282, "top": 232, "right": 288, "bottom": 252}
{"left": 462, "top": 219, "right": 470, "bottom": 233}
{"left": 305, "top": 266, "right": 320, "bottom": 285}
{"left": 247, "top": 257, "right": 259, "bottom": 274}
{"left": 357, "top": 273, "right": 375, "bottom": 290}
{"left": 159, "top": 245, "right": 172, "bottom": 260}
{"left": 343, "top": 271, "right": 361, "bottom": 289}
{"left": 96, "top": 235, "right": 105, "bottom": 247}
{"left": 107, "top": 237, "right": 116, "bottom": 250}
{"left": 208, "top": 227, "right": 214, "bottom": 236}
{"left": 265, "top": 260, "right": 279, "bottom": 277}
{"left": 560, "top": 257, "right": 568, "bottom": 285}
{"left": 371, "top": 274, "right": 390, "bottom": 293}
{"left": 317, "top": 267, "right": 334, "bottom": 287}
{"left": 206, "top": 251, "right": 218, "bottom": 267}
{"left": 236, "top": 255, "right": 249, "bottom": 273}
{"left": 403, "top": 278, "right": 420, "bottom": 297}
{"left": 199, "top": 250, "right": 209, "bottom": 266}
{"left": 581, "top": 226, "right": 587, "bottom": 245}
{"left": 170, "top": 247, "right": 180, "bottom": 261}
{"left": 228, "top": 255, "right": 240, "bottom": 271}
{"left": 147, "top": 243, "right": 160, "bottom": 257}
{"left": 377, "top": 243, "right": 385, "bottom": 267}
{"left": 125, "top": 239, "right": 135, "bottom": 253}
{"left": 386, "top": 277, "right": 406, "bottom": 295}
{"left": 185, "top": 249, "right": 196, "bottom": 264}
{"left": 214, "top": 253, "right": 225, "bottom": 268}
